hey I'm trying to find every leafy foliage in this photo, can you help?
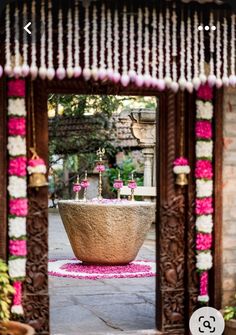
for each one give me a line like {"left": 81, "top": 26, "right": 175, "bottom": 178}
{"left": 224, "top": 306, "right": 236, "bottom": 321}
{"left": 0, "top": 260, "right": 15, "bottom": 321}
{"left": 106, "top": 157, "right": 144, "bottom": 192}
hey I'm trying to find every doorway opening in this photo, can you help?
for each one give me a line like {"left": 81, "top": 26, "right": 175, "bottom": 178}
{"left": 47, "top": 93, "right": 157, "bottom": 334}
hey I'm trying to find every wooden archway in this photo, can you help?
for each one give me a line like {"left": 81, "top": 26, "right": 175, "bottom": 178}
{"left": 0, "top": 77, "right": 223, "bottom": 334}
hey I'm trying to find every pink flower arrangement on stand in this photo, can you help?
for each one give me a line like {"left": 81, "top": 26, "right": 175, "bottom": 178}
{"left": 195, "top": 83, "right": 214, "bottom": 304}
{"left": 7, "top": 79, "right": 27, "bottom": 315}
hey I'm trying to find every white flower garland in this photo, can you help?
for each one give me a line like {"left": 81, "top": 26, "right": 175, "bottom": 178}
{"left": 30, "top": 0, "right": 38, "bottom": 79}
{"left": 208, "top": 12, "right": 216, "bottom": 87}
{"left": 113, "top": 9, "right": 120, "bottom": 83}
{"left": 98, "top": 4, "right": 106, "bottom": 80}
{"left": 195, "top": 86, "right": 214, "bottom": 303}
{"left": 157, "top": 10, "right": 165, "bottom": 90}
{"left": 173, "top": 166, "right": 191, "bottom": 174}
{"left": 47, "top": 1, "right": 55, "bottom": 80}
{"left": 83, "top": 4, "right": 91, "bottom": 80}
{"left": 143, "top": 7, "right": 151, "bottom": 87}
{"left": 196, "top": 252, "right": 213, "bottom": 271}
{"left": 106, "top": 8, "right": 113, "bottom": 80}
{"left": 179, "top": 16, "right": 186, "bottom": 90}
{"left": 66, "top": 8, "right": 74, "bottom": 78}
{"left": 196, "top": 215, "right": 213, "bottom": 234}
{"left": 21, "top": 3, "right": 29, "bottom": 77}
{"left": 222, "top": 17, "right": 229, "bottom": 86}
{"left": 9, "top": 217, "right": 27, "bottom": 238}
{"left": 135, "top": 8, "right": 144, "bottom": 87}
{"left": 7, "top": 79, "right": 28, "bottom": 315}
{"left": 216, "top": 19, "right": 222, "bottom": 88}
{"left": 39, "top": 0, "right": 47, "bottom": 79}
{"left": 7, "top": 136, "right": 27, "bottom": 156}
{"left": 192, "top": 12, "right": 201, "bottom": 90}
{"left": 164, "top": 8, "right": 172, "bottom": 87}
{"left": 171, "top": 5, "right": 179, "bottom": 92}
{"left": 4, "top": 4, "right": 12, "bottom": 76}
{"left": 196, "top": 140, "right": 213, "bottom": 159}
{"left": 151, "top": 8, "right": 157, "bottom": 87}
{"left": 121, "top": 5, "right": 130, "bottom": 87}
{"left": 199, "top": 17, "right": 206, "bottom": 84}
{"left": 129, "top": 11, "right": 136, "bottom": 81}
{"left": 186, "top": 15, "right": 193, "bottom": 93}
{"left": 8, "top": 177, "right": 27, "bottom": 198}
{"left": 13, "top": 4, "right": 21, "bottom": 78}
{"left": 196, "top": 101, "right": 213, "bottom": 120}
{"left": 74, "top": 0, "right": 81, "bottom": 78}
{"left": 229, "top": 14, "right": 236, "bottom": 86}
{"left": 56, "top": 9, "right": 66, "bottom": 80}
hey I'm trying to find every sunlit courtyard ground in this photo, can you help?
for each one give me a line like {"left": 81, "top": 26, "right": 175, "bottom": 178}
{"left": 49, "top": 210, "right": 156, "bottom": 335}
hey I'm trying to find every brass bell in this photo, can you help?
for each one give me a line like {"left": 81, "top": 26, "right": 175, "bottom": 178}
{"left": 29, "top": 173, "right": 48, "bottom": 188}
{"left": 175, "top": 173, "right": 188, "bottom": 186}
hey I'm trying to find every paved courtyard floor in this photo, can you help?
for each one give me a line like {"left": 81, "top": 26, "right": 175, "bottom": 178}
{"left": 49, "top": 211, "right": 156, "bottom": 335}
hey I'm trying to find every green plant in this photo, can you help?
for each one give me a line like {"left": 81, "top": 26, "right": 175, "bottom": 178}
{"left": 0, "top": 259, "right": 15, "bottom": 321}
{"left": 224, "top": 306, "right": 236, "bottom": 321}
{"left": 106, "top": 157, "right": 144, "bottom": 192}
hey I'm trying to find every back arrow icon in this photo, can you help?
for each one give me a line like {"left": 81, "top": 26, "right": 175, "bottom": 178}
{"left": 24, "top": 22, "right": 31, "bottom": 35}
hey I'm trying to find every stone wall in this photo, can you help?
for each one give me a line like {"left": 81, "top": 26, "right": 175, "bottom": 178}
{"left": 222, "top": 87, "right": 236, "bottom": 305}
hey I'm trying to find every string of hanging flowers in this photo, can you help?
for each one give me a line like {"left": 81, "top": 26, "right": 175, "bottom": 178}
{"left": 195, "top": 83, "right": 214, "bottom": 303}
{"left": 7, "top": 79, "right": 28, "bottom": 315}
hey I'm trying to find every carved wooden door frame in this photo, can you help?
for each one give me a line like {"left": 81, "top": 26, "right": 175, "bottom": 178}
{"left": 0, "top": 77, "right": 223, "bottom": 334}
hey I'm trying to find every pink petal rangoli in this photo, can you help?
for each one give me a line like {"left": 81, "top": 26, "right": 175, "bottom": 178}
{"left": 48, "top": 259, "right": 156, "bottom": 280}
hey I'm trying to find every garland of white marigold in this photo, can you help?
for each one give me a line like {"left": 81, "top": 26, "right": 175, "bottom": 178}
{"left": 7, "top": 79, "right": 28, "bottom": 315}
{"left": 195, "top": 83, "right": 214, "bottom": 303}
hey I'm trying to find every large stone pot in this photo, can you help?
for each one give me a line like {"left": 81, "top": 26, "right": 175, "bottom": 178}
{"left": 58, "top": 200, "right": 155, "bottom": 265}
{"left": 0, "top": 321, "right": 35, "bottom": 335}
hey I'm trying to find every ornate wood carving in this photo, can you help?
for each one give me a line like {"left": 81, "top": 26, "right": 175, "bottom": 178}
{"left": 24, "top": 80, "right": 49, "bottom": 334}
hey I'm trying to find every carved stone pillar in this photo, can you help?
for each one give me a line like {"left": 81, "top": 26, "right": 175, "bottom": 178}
{"left": 129, "top": 109, "right": 156, "bottom": 187}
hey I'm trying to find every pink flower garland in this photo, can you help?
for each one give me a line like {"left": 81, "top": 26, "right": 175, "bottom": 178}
{"left": 7, "top": 79, "right": 27, "bottom": 316}
{"left": 195, "top": 83, "right": 214, "bottom": 304}
{"left": 8, "top": 157, "right": 27, "bottom": 176}
{"left": 173, "top": 157, "right": 189, "bottom": 166}
{"left": 195, "top": 121, "right": 212, "bottom": 139}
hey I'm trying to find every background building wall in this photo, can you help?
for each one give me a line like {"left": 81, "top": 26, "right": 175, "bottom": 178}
{"left": 222, "top": 87, "right": 236, "bottom": 305}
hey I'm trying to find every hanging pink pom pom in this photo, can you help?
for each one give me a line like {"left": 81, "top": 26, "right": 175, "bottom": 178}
{"left": 186, "top": 82, "right": 193, "bottom": 93}
{"left": 30, "top": 65, "right": 38, "bottom": 80}
{"left": 73, "top": 184, "right": 81, "bottom": 192}
{"left": 215, "top": 78, "right": 223, "bottom": 88}
{"left": 229, "top": 74, "right": 236, "bottom": 86}
{"left": 4, "top": 64, "right": 12, "bottom": 76}
{"left": 207, "top": 74, "right": 216, "bottom": 87}
{"left": 222, "top": 76, "right": 229, "bottom": 86}
{"left": 56, "top": 67, "right": 66, "bottom": 80}
{"left": 151, "top": 77, "right": 158, "bottom": 88}
{"left": 98, "top": 68, "right": 107, "bottom": 81}
{"left": 157, "top": 79, "right": 165, "bottom": 91}
{"left": 74, "top": 66, "right": 82, "bottom": 78}
{"left": 170, "top": 81, "right": 179, "bottom": 93}
{"left": 106, "top": 68, "right": 114, "bottom": 81}
{"left": 143, "top": 74, "right": 152, "bottom": 87}
{"left": 39, "top": 67, "right": 47, "bottom": 80}
{"left": 21, "top": 65, "right": 30, "bottom": 77}
{"left": 128, "top": 70, "right": 136, "bottom": 82}
{"left": 13, "top": 66, "right": 22, "bottom": 78}
{"left": 135, "top": 75, "right": 144, "bottom": 87}
{"left": 121, "top": 74, "right": 130, "bottom": 87}
{"left": 83, "top": 68, "right": 91, "bottom": 81}
{"left": 113, "top": 72, "right": 121, "bottom": 83}
{"left": 192, "top": 77, "right": 201, "bottom": 90}
{"left": 66, "top": 67, "right": 74, "bottom": 78}
{"left": 47, "top": 68, "right": 55, "bottom": 80}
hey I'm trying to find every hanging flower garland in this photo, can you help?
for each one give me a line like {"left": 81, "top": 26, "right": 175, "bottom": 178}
{"left": 195, "top": 83, "right": 214, "bottom": 303}
{"left": 7, "top": 79, "right": 28, "bottom": 315}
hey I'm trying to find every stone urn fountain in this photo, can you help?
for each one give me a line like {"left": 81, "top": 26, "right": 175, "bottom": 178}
{"left": 58, "top": 199, "right": 155, "bottom": 265}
